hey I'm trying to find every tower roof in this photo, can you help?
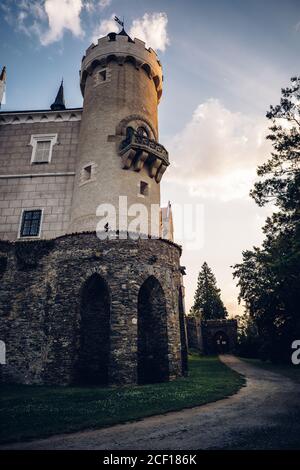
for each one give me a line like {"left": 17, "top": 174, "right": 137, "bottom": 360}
{"left": 0, "top": 66, "right": 6, "bottom": 82}
{"left": 50, "top": 80, "right": 66, "bottom": 111}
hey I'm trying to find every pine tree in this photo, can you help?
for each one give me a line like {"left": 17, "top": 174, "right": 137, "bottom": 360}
{"left": 192, "top": 262, "right": 228, "bottom": 320}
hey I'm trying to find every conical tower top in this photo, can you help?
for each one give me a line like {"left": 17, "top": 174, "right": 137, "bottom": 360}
{"left": 0, "top": 66, "right": 6, "bottom": 82}
{"left": 50, "top": 80, "right": 66, "bottom": 111}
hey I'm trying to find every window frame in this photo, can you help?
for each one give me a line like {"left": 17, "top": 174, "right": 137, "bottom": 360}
{"left": 139, "top": 181, "right": 149, "bottom": 197}
{"left": 79, "top": 162, "right": 97, "bottom": 186}
{"left": 18, "top": 208, "right": 44, "bottom": 239}
{"left": 30, "top": 134, "right": 58, "bottom": 164}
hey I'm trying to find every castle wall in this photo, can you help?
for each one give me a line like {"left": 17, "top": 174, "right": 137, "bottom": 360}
{"left": 0, "top": 233, "right": 185, "bottom": 385}
{"left": 201, "top": 319, "right": 238, "bottom": 354}
{"left": 0, "top": 118, "right": 80, "bottom": 240}
{"left": 186, "top": 315, "right": 202, "bottom": 351}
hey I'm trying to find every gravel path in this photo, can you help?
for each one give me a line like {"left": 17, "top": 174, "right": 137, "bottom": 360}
{"left": 2, "top": 355, "right": 300, "bottom": 450}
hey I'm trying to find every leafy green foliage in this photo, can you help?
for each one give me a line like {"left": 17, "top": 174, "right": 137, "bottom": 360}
{"left": 250, "top": 76, "right": 300, "bottom": 210}
{"left": 233, "top": 77, "right": 300, "bottom": 362}
{"left": 192, "top": 262, "right": 228, "bottom": 320}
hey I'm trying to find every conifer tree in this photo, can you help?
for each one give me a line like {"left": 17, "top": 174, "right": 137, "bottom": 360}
{"left": 192, "top": 262, "right": 228, "bottom": 320}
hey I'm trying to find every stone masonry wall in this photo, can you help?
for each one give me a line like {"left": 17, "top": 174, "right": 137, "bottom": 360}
{"left": 201, "top": 319, "right": 238, "bottom": 354}
{"left": 0, "top": 119, "right": 80, "bottom": 240}
{"left": 0, "top": 233, "right": 186, "bottom": 385}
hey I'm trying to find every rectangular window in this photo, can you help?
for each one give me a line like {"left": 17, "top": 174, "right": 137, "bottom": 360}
{"left": 99, "top": 69, "right": 107, "bottom": 81}
{"left": 34, "top": 140, "right": 51, "bottom": 163}
{"left": 30, "top": 134, "right": 57, "bottom": 164}
{"left": 140, "top": 181, "right": 149, "bottom": 196}
{"left": 83, "top": 164, "right": 92, "bottom": 181}
{"left": 20, "top": 210, "right": 42, "bottom": 237}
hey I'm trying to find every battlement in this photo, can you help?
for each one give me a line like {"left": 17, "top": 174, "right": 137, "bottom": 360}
{"left": 80, "top": 33, "right": 163, "bottom": 100}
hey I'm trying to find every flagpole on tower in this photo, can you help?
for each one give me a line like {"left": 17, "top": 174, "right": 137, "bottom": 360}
{"left": 114, "top": 15, "right": 124, "bottom": 30}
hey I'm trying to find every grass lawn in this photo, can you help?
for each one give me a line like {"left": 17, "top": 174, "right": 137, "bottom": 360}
{"left": 240, "top": 357, "right": 300, "bottom": 383}
{"left": 0, "top": 354, "right": 245, "bottom": 444}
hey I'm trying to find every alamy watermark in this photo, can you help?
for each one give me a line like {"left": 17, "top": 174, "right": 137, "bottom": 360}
{"left": 0, "top": 340, "right": 5, "bottom": 365}
{"left": 291, "top": 340, "right": 300, "bottom": 365}
{"left": 95, "top": 196, "right": 204, "bottom": 251}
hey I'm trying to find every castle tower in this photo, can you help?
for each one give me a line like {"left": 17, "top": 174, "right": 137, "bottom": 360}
{"left": 68, "top": 29, "right": 169, "bottom": 235}
{"left": 0, "top": 28, "right": 187, "bottom": 387}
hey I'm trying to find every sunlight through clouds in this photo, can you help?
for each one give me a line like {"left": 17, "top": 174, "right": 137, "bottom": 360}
{"left": 129, "top": 12, "right": 170, "bottom": 52}
{"left": 167, "top": 99, "right": 271, "bottom": 201}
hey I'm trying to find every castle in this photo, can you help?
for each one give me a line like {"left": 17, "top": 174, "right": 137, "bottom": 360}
{"left": 0, "top": 28, "right": 188, "bottom": 385}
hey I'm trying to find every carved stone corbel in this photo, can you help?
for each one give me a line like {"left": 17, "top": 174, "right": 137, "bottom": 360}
{"left": 134, "top": 151, "right": 148, "bottom": 171}
{"left": 121, "top": 148, "right": 136, "bottom": 169}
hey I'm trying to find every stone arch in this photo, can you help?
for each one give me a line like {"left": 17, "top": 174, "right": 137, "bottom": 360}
{"left": 141, "top": 63, "right": 152, "bottom": 78}
{"left": 213, "top": 330, "right": 229, "bottom": 354}
{"left": 75, "top": 273, "right": 111, "bottom": 385}
{"left": 137, "top": 275, "right": 169, "bottom": 384}
{"left": 106, "top": 54, "right": 118, "bottom": 65}
{"left": 124, "top": 55, "right": 138, "bottom": 69}
{"left": 116, "top": 114, "right": 157, "bottom": 140}
{"left": 153, "top": 75, "right": 160, "bottom": 88}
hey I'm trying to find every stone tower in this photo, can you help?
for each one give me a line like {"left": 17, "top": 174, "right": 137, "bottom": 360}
{"left": 68, "top": 29, "right": 169, "bottom": 235}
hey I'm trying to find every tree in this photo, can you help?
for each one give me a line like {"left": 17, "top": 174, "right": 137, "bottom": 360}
{"left": 236, "top": 312, "right": 260, "bottom": 359}
{"left": 233, "top": 77, "right": 300, "bottom": 362}
{"left": 250, "top": 76, "right": 300, "bottom": 213}
{"left": 192, "top": 262, "right": 228, "bottom": 320}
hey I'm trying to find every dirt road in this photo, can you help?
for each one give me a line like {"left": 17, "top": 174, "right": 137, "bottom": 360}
{"left": 3, "top": 355, "right": 300, "bottom": 449}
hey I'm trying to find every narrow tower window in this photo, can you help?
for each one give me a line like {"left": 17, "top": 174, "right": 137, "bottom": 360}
{"left": 34, "top": 140, "right": 51, "bottom": 163}
{"left": 83, "top": 164, "right": 92, "bottom": 181}
{"left": 80, "top": 163, "right": 97, "bottom": 186}
{"left": 99, "top": 69, "right": 107, "bottom": 82}
{"left": 140, "top": 181, "right": 149, "bottom": 196}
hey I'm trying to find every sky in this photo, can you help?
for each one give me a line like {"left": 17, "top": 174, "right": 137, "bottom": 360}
{"left": 0, "top": 0, "right": 299, "bottom": 316}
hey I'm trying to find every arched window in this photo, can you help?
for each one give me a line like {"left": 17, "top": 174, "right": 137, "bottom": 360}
{"left": 137, "top": 126, "right": 149, "bottom": 138}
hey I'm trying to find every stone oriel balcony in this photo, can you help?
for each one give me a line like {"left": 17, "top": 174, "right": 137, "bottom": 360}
{"left": 119, "top": 128, "right": 169, "bottom": 182}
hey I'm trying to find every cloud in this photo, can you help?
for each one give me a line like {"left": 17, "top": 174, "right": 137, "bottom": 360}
{"left": 84, "top": 0, "right": 111, "bottom": 13}
{"left": 2, "top": 3, "right": 169, "bottom": 53}
{"left": 129, "top": 12, "right": 170, "bottom": 52}
{"left": 91, "top": 12, "right": 170, "bottom": 52}
{"left": 91, "top": 13, "right": 118, "bottom": 42}
{"left": 166, "top": 99, "right": 271, "bottom": 201}
{"left": 41, "top": 0, "right": 84, "bottom": 45}
{"left": 99, "top": 0, "right": 111, "bottom": 9}
{"left": 1, "top": 0, "right": 85, "bottom": 45}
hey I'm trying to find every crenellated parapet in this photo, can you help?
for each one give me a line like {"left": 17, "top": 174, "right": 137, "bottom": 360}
{"left": 80, "top": 33, "right": 163, "bottom": 101}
